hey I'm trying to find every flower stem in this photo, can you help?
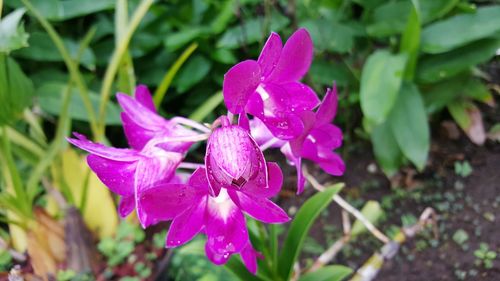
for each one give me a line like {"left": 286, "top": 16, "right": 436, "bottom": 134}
{"left": 171, "top": 117, "right": 211, "bottom": 133}
{"left": 97, "top": 0, "right": 154, "bottom": 140}
{"left": 178, "top": 162, "right": 205, "bottom": 170}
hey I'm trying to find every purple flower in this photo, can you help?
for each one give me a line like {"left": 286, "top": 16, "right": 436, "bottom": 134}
{"left": 250, "top": 86, "right": 344, "bottom": 194}
{"left": 223, "top": 28, "right": 320, "bottom": 140}
{"left": 138, "top": 166, "right": 289, "bottom": 273}
{"left": 118, "top": 85, "right": 196, "bottom": 153}
{"left": 67, "top": 133, "right": 183, "bottom": 227}
{"left": 204, "top": 116, "right": 275, "bottom": 197}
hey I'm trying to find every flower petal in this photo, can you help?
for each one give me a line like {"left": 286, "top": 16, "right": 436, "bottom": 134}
{"left": 118, "top": 195, "right": 135, "bottom": 218}
{"left": 166, "top": 196, "right": 207, "bottom": 248}
{"left": 205, "top": 242, "right": 231, "bottom": 265}
{"left": 229, "top": 190, "right": 289, "bottom": 223}
{"left": 315, "top": 86, "right": 338, "bottom": 125}
{"left": 267, "top": 28, "right": 313, "bottom": 83}
{"left": 280, "top": 145, "right": 305, "bottom": 194}
{"left": 134, "top": 85, "right": 156, "bottom": 112}
{"left": 121, "top": 113, "right": 156, "bottom": 150}
{"left": 289, "top": 110, "right": 316, "bottom": 157}
{"left": 86, "top": 155, "right": 136, "bottom": 196}
{"left": 310, "top": 124, "right": 343, "bottom": 150}
{"left": 280, "top": 82, "right": 320, "bottom": 112}
{"left": 242, "top": 162, "right": 282, "bottom": 198}
{"left": 137, "top": 183, "right": 199, "bottom": 228}
{"left": 117, "top": 93, "right": 167, "bottom": 131}
{"left": 240, "top": 243, "right": 260, "bottom": 274}
{"left": 258, "top": 32, "right": 282, "bottom": 79}
{"left": 205, "top": 191, "right": 249, "bottom": 259}
{"left": 67, "top": 133, "right": 140, "bottom": 162}
{"left": 223, "top": 60, "right": 261, "bottom": 114}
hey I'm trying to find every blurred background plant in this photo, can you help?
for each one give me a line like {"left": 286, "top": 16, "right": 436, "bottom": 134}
{"left": 0, "top": 0, "right": 498, "bottom": 280}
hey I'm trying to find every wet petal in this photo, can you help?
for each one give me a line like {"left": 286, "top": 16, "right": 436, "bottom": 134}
{"left": 166, "top": 196, "right": 207, "bottom": 248}
{"left": 86, "top": 154, "right": 136, "bottom": 196}
{"left": 310, "top": 124, "right": 343, "bottom": 150}
{"left": 121, "top": 113, "right": 156, "bottom": 150}
{"left": 315, "top": 86, "right": 338, "bottom": 125}
{"left": 67, "top": 133, "right": 140, "bottom": 162}
{"left": 118, "top": 195, "right": 135, "bottom": 218}
{"left": 137, "top": 183, "right": 200, "bottom": 228}
{"left": 229, "top": 190, "right": 289, "bottom": 223}
{"left": 117, "top": 93, "right": 167, "bottom": 131}
{"left": 267, "top": 28, "right": 313, "bottom": 83}
{"left": 258, "top": 32, "right": 283, "bottom": 79}
{"left": 238, "top": 113, "right": 250, "bottom": 132}
{"left": 281, "top": 145, "right": 305, "bottom": 194}
{"left": 280, "top": 82, "right": 320, "bottom": 112}
{"left": 262, "top": 114, "right": 304, "bottom": 140}
{"left": 242, "top": 162, "right": 282, "bottom": 198}
{"left": 289, "top": 110, "right": 316, "bottom": 156}
{"left": 316, "top": 149, "right": 345, "bottom": 176}
{"left": 240, "top": 243, "right": 260, "bottom": 274}
{"left": 223, "top": 60, "right": 262, "bottom": 114}
{"left": 205, "top": 190, "right": 249, "bottom": 259}
{"left": 134, "top": 85, "right": 156, "bottom": 112}
{"left": 205, "top": 242, "right": 231, "bottom": 265}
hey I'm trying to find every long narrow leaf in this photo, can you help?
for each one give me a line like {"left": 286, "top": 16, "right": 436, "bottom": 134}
{"left": 278, "top": 184, "right": 343, "bottom": 280}
{"left": 298, "top": 265, "right": 353, "bottom": 281}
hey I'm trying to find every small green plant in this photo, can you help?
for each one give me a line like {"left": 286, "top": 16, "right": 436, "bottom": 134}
{"left": 97, "top": 221, "right": 145, "bottom": 267}
{"left": 454, "top": 161, "right": 473, "bottom": 178}
{"left": 474, "top": 243, "right": 497, "bottom": 269}
{"left": 56, "top": 270, "right": 93, "bottom": 281}
{"left": 0, "top": 250, "right": 12, "bottom": 271}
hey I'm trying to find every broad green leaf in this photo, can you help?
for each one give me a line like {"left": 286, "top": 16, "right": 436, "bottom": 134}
{"left": 389, "top": 83, "right": 430, "bottom": 171}
{"left": 301, "top": 19, "right": 360, "bottom": 53}
{"left": 0, "top": 8, "right": 29, "bottom": 53}
{"left": 14, "top": 32, "right": 96, "bottom": 70}
{"left": 400, "top": 1, "right": 421, "bottom": 80}
{"left": 351, "top": 201, "right": 384, "bottom": 238}
{"left": 366, "top": 0, "right": 457, "bottom": 37}
{"left": 217, "top": 13, "right": 289, "bottom": 49}
{"left": 421, "top": 6, "right": 500, "bottom": 54}
{"left": 448, "top": 101, "right": 486, "bottom": 145}
{"left": 371, "top": 121, "right": 403, "bottom": 176}
{"left": 310, "top": 60, "right": 353, "bottom": 87}
{"left": 164, "top": 27, "right": 204, "bottom": 51}
{"left": 8, "top": 0, "right": 116, "bottom": 21}
{"left": 298, "top": 265, "right": 353, "bottom": 281}
{"left": 423, "top": 75, "right": 493, "bottom": 114}
{"left": 0, "top": 55, "right": 34, "bottom": 125}
{"left": 278, "top": 184, "right": 343, "bottom": 281}
{"left": 360, "top": 50, "right": 407, "bottom": 124}
{"left": 36, "top": 83, "right": 121, "bottom": 125}
{"left": 417, "top": 38, "right": 500, "bottom": 84}
{"left": 174, "top": 55, "right": 211, "bottom": 93}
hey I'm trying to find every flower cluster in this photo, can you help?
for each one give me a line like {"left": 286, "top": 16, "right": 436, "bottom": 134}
{"left": 68, "top": 28, "right": 344, "bottom": 273}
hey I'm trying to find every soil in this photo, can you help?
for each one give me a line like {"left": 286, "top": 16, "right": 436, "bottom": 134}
{"left": 276, "top": 111, "right": 500, "bottom": 280}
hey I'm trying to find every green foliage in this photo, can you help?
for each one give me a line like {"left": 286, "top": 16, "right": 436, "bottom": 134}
{"left": 474, "top": 243, "right": 497, "bottom": 269}
{"left": 454, "top": 161, "right": 473, "bottom": 178}
{"left": 0, "top": 250, "right": 12, "bottom": 271}
{"left": 97, "top": 221, "right": 145, "bottom": 267}
{"left": 298, "top": 265, "right": 353, "bottom": 281}
{"left": 0, "top": 8, "right": 29, "bottom": 53}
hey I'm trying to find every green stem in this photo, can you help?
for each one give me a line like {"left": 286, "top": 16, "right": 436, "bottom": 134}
{"left": 26, "top": 83, "right": 72, "bottom": 201}
{"left": 269, "top": 224, "right": 279, "bottom": 273}
{"left": 1, "top": 127, "right": 44, "bottom": 158}
{"left": 97, "top": 0, "right": 154, "bottom": 140}
{"left": 0, "top": 127, "right": 31, "bottom": 216}
{"left": 23, "top": 109, "right": 47, "bottom": 146}
{"left": 153, "top": 42, "right": 198, "bottom": 107}
{"left": 20, "top": 0, "right": 99, "bottom": 138}
{"left": 0, "top": 0, "right": 3, "bottom": 19}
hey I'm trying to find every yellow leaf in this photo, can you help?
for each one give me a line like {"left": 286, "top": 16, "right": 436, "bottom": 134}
{"left": 51, "top": 149, "right": 118, "bottom": 238}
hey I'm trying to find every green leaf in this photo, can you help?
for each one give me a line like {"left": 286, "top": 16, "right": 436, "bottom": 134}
{"left": 417, "top": 38, "right": 500, "bottom": 84}
{"left": 423, "top": 75, "right": 493, "bottom": 114}
{"left": 0, "top": 55, "right": 34, "bottom": 125}
{"left": 189, "top": 91, "right": 224, "bottom": 122}
{"left": 14, "top": 32, "right": 96, "bottom": 70}
{"left": 389, "top": 83, "right": 430, "bottom": 171}
{"left": 225, "top": 258, "right": 264, "bottom": 281}
{"left": 20, "top": 0, "right": 115, "bottom": 21}
{"left": 0, "top": 8, "right": 29, "bottom": 53}
{"left": 448, "top": 100, "right": 485, "bottom": 145}
{"left": 400, "top": 1, "right": 421, "bottom": 80}
{"left": 174, "top": 55, "right": 211, "bottom": 93}
{"left": 310, "top": 60, "right": 353, "bottom": 87}
{"left": 360, "top": 50, "right": 407, "bottom": 124}
{"left": 164, "top": 27, "right": 204, "bottom": 52}
{"left": 298, "top": 265, "right": 352, "bottom": 281}
{"left": 278, "top": 184, "right": 343, "bottom": 281}
{"left": 351, "top": 201, "right": 384, "bottom": 237}
{"left": 37, "top": 82, "right": 121, "bottom": 125}
{"left": 371, "top": 121, "right": 403, "bottom": 176}
{"left": 421, "top": 6, "right": 500, "bottom": 54}
{"left": 300, "top": 19, "right": 360, "bottom": 53}
{"left": 217, "top": 13, "right": 289, "bottom": 49}
{"left": 210, "top": 0, "right": 236, "bottom": 34}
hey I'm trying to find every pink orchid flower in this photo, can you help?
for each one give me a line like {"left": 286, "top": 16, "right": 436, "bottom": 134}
{"left": 138, "top": 167, "right": 289, "bottom": 273}
{"left": 223, "top": 28, "right": 320, "bottom": 140}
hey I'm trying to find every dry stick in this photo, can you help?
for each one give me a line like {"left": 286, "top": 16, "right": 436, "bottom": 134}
{"left": 349, "top": 208, "right": 438, "bottom": 281}
{"left": 303, "top": 169, "right": 390, "bottom": 244}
